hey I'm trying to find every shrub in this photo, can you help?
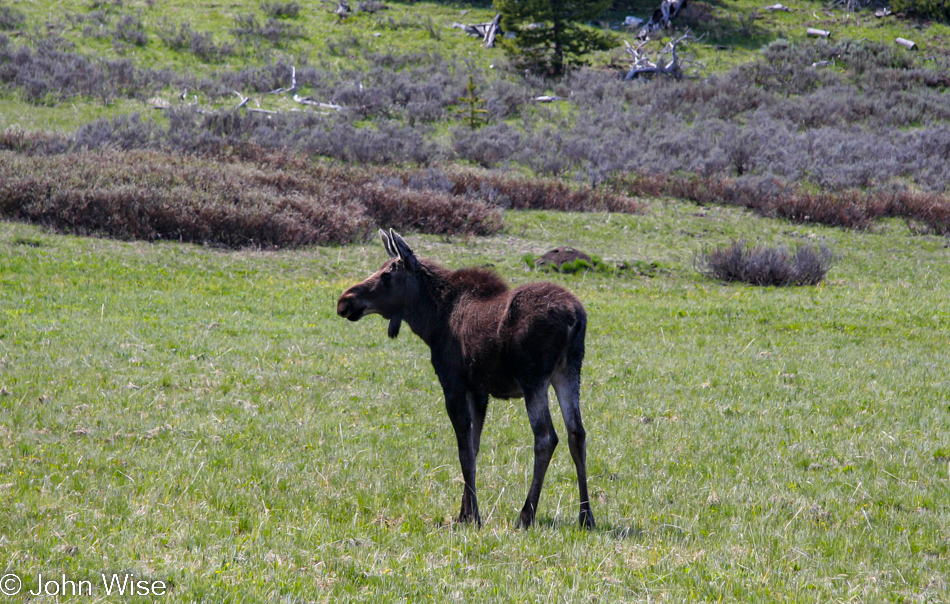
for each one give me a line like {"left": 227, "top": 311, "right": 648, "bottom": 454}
{"left": 113, "top": 14, "right": 148, "bottom": 46}
{"left": 354, "top": 183, "right": 503, "bottom": 236}
{"left": 260, "top": 1, "right": 300, "bottom": 19}
{"left": 452, "top": 124, "right": 520, "bottom": 168}
{"left": 0, "top": 3, "right": 26, "bottom": 30}
{"left": 445, "top": 168, "right": 645, "bottom": 213}
{"left": 698, "top": 240, "right": 834, "bottom": 286}
{"left": 231, "top": 13, "right": 304, "bottom": 46}
{"left": 0, "top": 37, "right": 180, "bottom": 104}
{"left": 356, "top": 0, "right": 387, "bottom": 13}
{"left": 156, "top": 20, "right": 234, "bottom": 62}
{"left": 0, "top": 149, "right": 506, "bottom": 248}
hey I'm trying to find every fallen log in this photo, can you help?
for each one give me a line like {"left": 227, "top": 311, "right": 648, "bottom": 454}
{"left": 293, "top": 94, "right": 343, "bottom": 110}
{"left": 806, "top": 27, "right": 831, "bottom": 38}
{"left": 483, "top": 13, "right": 501, "bottom": 48}
{"left": 233, "top": 91, "right": 250, "bottom": 111}
{"left": 453, "top": 14, "right": 503, "bottom": 47}
{"left": 895, "top": 37, "right": 916, "bottom": 50}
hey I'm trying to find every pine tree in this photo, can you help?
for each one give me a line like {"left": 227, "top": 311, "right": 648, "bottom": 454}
{"left": 494, "top": 0, "right": 617, "bottom": 76}
{"left": 456, "top": 75, "right": 489, "bottom": 130}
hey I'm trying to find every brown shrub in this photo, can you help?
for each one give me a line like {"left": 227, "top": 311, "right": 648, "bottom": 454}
{"left": 0, "top": 150, "right": 503, "bottom": 248}
{"left": 354, "top": 183, "right": 503, "bottom": 236}
{"left": 441, "top": 168, "right": 647, "bottom": 214}
{"left": 615, "top": 173, "right": 950, "bottom": 234}
{"left": 0, "top": 143, "right": 651, "bottom": 248}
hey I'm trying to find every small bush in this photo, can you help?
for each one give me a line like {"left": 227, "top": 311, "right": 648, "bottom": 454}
{"left": 113, "top": 14, "right": 148, "bottom": 46}
{"left": 260, "top": 1, "right": 300, "bottom": 19}
{"left": 698, "top": 240, "right": 834, "bottom": 286}
{"left": 356, "top": 0, "right": 387, "bottom": 14}
{"left": 231, "top": 13, "right": 304, "bottom": 46}
{"left": 156, "top": 20, "right": 234, "bottom": 62}
{"left": 0, "top": 3, "right": 26, "bottom": 30}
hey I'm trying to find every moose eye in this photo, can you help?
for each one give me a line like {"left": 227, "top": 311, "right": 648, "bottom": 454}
{"left": 381, "top": 270, "right": 392, "bottom": 285}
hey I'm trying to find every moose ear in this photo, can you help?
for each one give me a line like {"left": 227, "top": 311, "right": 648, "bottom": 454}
{"left": 379, "top": 229, "right": 397, "bottom": 259}
{"left": 390, "top": 229, "right": 419, "bottom": 271}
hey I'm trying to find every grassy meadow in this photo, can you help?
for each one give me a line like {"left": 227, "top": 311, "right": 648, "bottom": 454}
{"left": 2, "top": 0, "right": 950, "bottom": 599}
{"left": 2, "top": 201, "right": 950, "bottom": 601}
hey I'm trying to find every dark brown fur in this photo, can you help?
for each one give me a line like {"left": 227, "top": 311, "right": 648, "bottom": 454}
{"left": 337, "top": 229, "right": 594, "bottom": 529}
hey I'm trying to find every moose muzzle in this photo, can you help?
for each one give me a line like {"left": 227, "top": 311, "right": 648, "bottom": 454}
{"left": 336, "top": 293, "right": 365, "bottom": 321}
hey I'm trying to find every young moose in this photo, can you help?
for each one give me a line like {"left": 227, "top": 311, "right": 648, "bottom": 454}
{"left": 336, "top": 229, "right": 594, "bottom": 529}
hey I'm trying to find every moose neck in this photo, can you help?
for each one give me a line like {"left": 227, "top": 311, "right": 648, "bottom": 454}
{"left": 400, "top": 262, "right": 457, "bottom": 348}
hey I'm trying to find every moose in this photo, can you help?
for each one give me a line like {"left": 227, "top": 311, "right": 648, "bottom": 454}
{"left": 336, "top": 229, "right": 594, "bottom": 529}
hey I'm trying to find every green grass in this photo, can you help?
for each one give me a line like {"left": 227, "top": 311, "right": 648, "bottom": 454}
{"left": 2, "top": 200, "right": 950, "bottom": 601}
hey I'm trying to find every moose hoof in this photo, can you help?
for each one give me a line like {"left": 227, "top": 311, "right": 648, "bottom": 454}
{"left": 456, "top": 511, "right": 482, "bottom": 527}
{"left": 579, "top": 509, "right": 595, "bottom": 530}
{"left": 518, "top": 509, "right": 535, "bottom": 530}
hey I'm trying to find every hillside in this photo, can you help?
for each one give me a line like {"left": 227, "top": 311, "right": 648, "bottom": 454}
{"left": 1, "top": 0, "right": 948, "bottom": 131}
{"left": 1, "top": 0, "right": 950, "bottom": 246}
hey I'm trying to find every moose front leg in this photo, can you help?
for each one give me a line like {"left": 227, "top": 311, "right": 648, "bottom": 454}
{"left": 446, "top": 390, "right": 480, "bottom": 525}
{"left": 468, "top": 392, "right": 488, "bottom": 459}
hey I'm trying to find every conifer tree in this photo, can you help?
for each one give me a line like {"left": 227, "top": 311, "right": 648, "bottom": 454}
{"left": 457, "top": 75, "right": 488, "bottom": 130}
{"left": 494, "top": 0, "right": 616, "bottom": 76}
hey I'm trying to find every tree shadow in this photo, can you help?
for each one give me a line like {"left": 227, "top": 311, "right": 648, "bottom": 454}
{"left": 605, "top": 0, "right": 778, "bottom": 52}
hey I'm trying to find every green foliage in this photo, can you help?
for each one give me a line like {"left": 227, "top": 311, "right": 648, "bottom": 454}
{"left": 890, "top": 0, "right": 950, "bottom": 22}
{"left": 523, "top": 252, "right": 667, "bottom": 276}
{"left": 494, "top": 0, "right": 618, "bottom": 76}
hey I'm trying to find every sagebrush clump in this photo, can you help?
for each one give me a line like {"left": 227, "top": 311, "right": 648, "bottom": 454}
{"left": 698, "top": 240, "right": 835, "bottom": 286}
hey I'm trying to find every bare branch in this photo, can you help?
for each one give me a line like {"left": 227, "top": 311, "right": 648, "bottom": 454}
{"left": 624, "top": 31, "right": 702, "bottom": 80}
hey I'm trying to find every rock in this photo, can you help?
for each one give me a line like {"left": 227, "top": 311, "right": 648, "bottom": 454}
{"left": 537, "top": 247, "right": 592, "bottom": 267}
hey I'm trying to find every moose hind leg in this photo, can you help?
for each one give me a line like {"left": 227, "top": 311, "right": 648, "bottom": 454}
{"left": 446, "top": 391, "right": 480, "bottom": 525}
{"left": 552, "top": 369, "right": 595, "bottom": 529}
{"left": 519, "top": 382, "right": 558, "bottom": 529}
